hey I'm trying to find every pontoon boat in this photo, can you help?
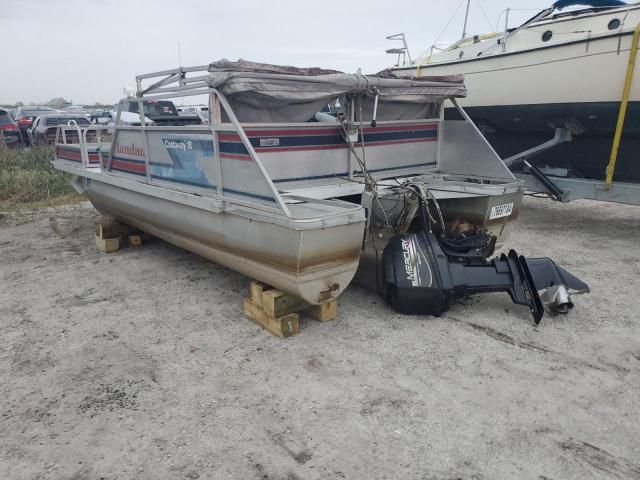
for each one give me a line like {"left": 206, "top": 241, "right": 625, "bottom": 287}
{"left": 53, "top": 60, "right": 588, "bottom": 323}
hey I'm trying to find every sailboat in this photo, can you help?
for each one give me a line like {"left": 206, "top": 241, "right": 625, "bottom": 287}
{"left": 389, "top": 0, "right": 640, "bottom": 205}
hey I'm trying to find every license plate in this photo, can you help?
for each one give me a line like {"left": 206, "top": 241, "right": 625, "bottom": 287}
{"left": 489, "top": 202, "right": 514, "bottom": 220}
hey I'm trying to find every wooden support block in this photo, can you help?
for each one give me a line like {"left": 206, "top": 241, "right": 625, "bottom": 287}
{"left": 261, "top": 289, "right": 308, "bottom": 318}
{"left": 95, "top": 220, "right": 122, "bottom": 240}
{"left": 95, "top": 219, "right": 122, "bottom": 253}
{"left": 95, "top": 234, "right": 120, "bottom": 253}
{"left": 128, "top": 234, "right": 142, "bottom": 247}
{"left": 244, "top": 280, "right": 338, "bottom": 336}
{"left": 243, "top": 298, "right": 300, "bottom": 338}
{"left": 249, "top": 280, "right": 266, "bottom": 303}
{"left": 305, "top": 300, "right": 338, "bottom": 322}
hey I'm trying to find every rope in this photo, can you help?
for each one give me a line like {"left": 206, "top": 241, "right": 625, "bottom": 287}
{"left": 427, "top": 0, "right": 467, "bottom": 57}
{"left": 476, "top": 0, "right": 495, "bottom": 32}
{"left": 338, "top": 104, "right": 376, "bottom": 191}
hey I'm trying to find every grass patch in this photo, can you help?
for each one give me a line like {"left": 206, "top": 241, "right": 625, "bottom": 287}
{"left": 0, "top": 144, "right": 82, "bottom": 207}
{"left": 0, "top": 144, "right": 84, "bottom": 226}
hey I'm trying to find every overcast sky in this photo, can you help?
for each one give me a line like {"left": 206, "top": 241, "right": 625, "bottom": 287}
{"left": 1, "top": 0, "right": 550, "bottom": 105}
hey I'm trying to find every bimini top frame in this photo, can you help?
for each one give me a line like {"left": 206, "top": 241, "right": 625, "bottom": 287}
{"left": 121, "top": 61, "right": 472, "bottom": 219}
{"left": 103, "top": 60, "right": 511, "bottom": 219}
{"left": 130, "top": 64, "right": 298, "bottom": 217}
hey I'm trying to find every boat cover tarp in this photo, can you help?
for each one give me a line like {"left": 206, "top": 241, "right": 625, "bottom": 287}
{"left": 207, "top": 59, "right": 466, "bottom": 123}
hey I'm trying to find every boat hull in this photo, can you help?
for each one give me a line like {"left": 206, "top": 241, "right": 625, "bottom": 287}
{"left": 409, "top": 34, "right": 640, "bottom": 109}
{"left": 84, "top": 178, "right": 365, "bottom": 305}
{"left": 355, "top": 188, "right": 524, "bottom": 293}
{"left": 446, "top": 101, "right": 640, "bottom": 183}
{"left": 394, "top": 9, "right": 640, "bottom": 183}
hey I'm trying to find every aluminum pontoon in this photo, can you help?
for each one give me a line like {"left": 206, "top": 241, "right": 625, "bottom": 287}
{"left": 53, "top": 60, "right": 587, "bottom": 322}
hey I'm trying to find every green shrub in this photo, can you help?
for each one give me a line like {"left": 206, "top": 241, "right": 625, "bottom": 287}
{"left": 0, "top": 144, "right": 78, "bottom": 205}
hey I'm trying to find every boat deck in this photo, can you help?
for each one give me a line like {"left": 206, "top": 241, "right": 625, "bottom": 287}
{"left": 54, "top": 162, "right": 365, "bottom": 224}
{"left": 278, "top": 170, "right": 521, "bottom": 201}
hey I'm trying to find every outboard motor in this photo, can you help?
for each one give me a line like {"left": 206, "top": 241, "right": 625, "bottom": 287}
{"left": 382, "top": 230, "right": 589, "bottom": 324}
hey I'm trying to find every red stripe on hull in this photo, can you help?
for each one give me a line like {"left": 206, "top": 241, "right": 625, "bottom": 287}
{"left": 243, "top": 128, "right": 339, "bottom": 137}
{"left": 219, "top": 124, "right": 438, "bottom": 142}
{"left": 58, "top": 156, "right": 101, "bottom": 163}
{"left": 111, "top": 158, "right": 147, "bottom": 173}
{"left": 219, "top": 136, "right": 438, "bottom": 158}
{"left": 220, "top": 153, "right": 251, "bottom": 161}
{"left": 243, "top": 123, "right": 438, "bottom": 137}
{"left": 255, "top": 144, "right": 345, "bottom": 153}
{"left": 56, "top": 150, "right": 101, "bottom": 163}
{"left": 218, "top": 134, "right": 242, "bottom": 142}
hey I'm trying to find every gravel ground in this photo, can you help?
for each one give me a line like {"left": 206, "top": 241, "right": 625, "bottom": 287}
{"left": 0, "top": 197, "right": 639, "bottom": 480}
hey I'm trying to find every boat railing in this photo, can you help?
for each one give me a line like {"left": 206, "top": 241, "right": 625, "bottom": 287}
{"left": 59, "top": 63, "right": 512, "bottom": 221}
{"left": 55, "top": 121, "right": 112, "bottom": 168}
{"left": 109, "top": 66, "right": 294, "bottom": 217}
{"left": 103, "top": 101, "right": 293, "bottom": 218}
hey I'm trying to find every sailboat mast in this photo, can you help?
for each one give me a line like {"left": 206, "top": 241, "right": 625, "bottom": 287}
{"left": 461, "top": 0, "right": 471, "bottom": 38}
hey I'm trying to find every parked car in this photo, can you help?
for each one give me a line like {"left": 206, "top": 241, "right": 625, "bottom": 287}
{"left": 177, "top": 105, "right": 209, "bottom": 116}
{"left": 62, "top": 106, "right": 88, "bottom": 115}
{"left": 13, "top": 106, "right": 57, "bottom": 145}
{"left": 0, "top": 109, "right": 23, "bottom": 146}
{"left": 89, "top": 110, "right": 114, "bottom": 125}
{"left": 120, "top": 99, "right": 201, "bottom": 126}
{"left": 28, "top": 113, "right": 91, "bottom": 145}
{"left": 90, "top": 110, "right": 154, "bottom": 126}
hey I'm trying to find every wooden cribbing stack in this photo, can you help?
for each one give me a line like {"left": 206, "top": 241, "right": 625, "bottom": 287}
{"left": 94, "top": 219, "right": 144, "bottom": 253}
{"left": 244, "top": 280, "right": 338, "bottom": 338}
{"left": 95, "top": 219, "right": 338, "bottom": 338}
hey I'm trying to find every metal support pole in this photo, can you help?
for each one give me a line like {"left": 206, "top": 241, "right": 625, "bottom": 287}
{"left": 605, "top": 22, "right": 640, "bottom": 187}
{"left": 212, "top": 89, "right": 292, "bottom": 217}
{"left": 137, "top": 98, "right": 152, "bottom": 183}
{"left": 502, "top": 8, "right": 510, "bottom": 52}
{"left": 371, "top": 89, "right": 379, "bottom": 127}
{"left": 348, "top": 97, "right": 355, "bottom": 180}
{"left": 503, "top": 128, "right": 572, "bottom": 167}
{"left": 107, "top": 101, "right": 125, "bottom": 172}
{"left": 461, "top": 0, "right": 471, "bottom": 39}
{"left": 209, "top": 93, "right": 224, "bottom": 201}
{"left": 435, "top": 101, "right": 444, "bottom": 169}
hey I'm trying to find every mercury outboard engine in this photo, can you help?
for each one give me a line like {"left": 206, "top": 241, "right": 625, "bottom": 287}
{"left": 382, "top": 230, "right": 589, "bottom": 324}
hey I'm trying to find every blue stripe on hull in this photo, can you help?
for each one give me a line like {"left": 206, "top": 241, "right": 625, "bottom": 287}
{"left": 219, "top": 129, "right": 438, "bottom": 155}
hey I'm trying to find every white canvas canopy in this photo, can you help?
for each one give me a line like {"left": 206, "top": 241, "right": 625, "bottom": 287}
{"left": 206, "top": 59, "right": 466, "bottom": 123}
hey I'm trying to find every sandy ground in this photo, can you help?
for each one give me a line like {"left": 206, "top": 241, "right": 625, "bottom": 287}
{"left": 0, "top": 196, "right": 639, "bottom": 480}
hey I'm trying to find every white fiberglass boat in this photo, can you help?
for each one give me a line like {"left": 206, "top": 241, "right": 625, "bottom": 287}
{"left": 389, "top": 0, "right": 640, "bottom": 204}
